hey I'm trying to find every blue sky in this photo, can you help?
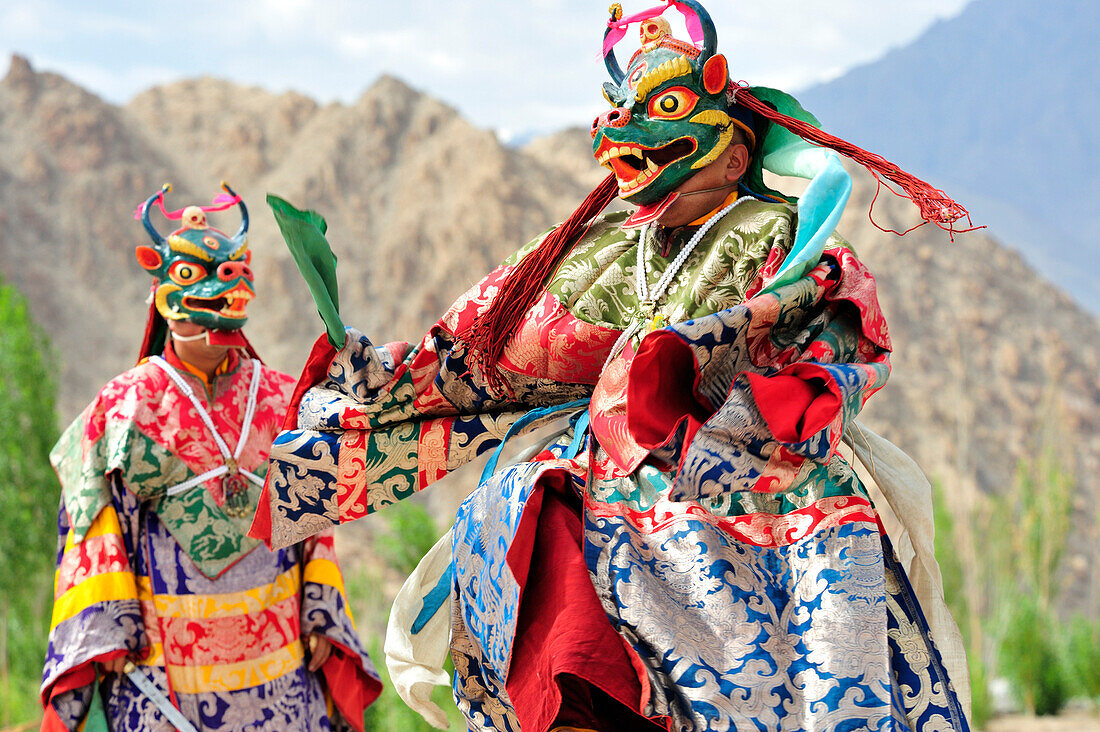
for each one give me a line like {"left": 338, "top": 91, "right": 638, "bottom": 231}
{"left": 1, "top": 0, "right": 970, "bottom": 141}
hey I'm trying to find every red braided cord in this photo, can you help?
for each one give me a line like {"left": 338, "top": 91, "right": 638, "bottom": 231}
{"left": 463, "top": 174, "right": 619, "bottom": 389}
{"left": 732, "top": 86, "right": 984, "bottom": 241}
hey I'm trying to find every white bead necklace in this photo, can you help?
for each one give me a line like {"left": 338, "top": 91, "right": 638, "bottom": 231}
{"left": 149, "top": 355, "right": 265, "bottom": 516}
{"left": 602, "top": 196, "right": 748, "bottom": 373}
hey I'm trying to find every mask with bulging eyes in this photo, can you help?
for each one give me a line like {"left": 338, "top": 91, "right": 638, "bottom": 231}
{"left": 592, "top": 1, "right": 752, "bottom": 211}
{"left": 136, "top": 183, "right": 255, "bottom": 332}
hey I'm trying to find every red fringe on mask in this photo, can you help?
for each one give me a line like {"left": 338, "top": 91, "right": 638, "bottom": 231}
{"left": 731, "top": 86, "right": 984, "bottom": 240}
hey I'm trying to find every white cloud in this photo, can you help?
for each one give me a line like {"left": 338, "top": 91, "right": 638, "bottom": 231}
{"left": 336, "top": 28, "right": 420, "bottom": 59}
{"left": 238, "top": 0, "right": 323, "bottom": 40}
{"left": 421, "top": 49, "right": 465, "bottom": 77}
{"left": 0, "top": 3, "right": 55, "bottom": 40}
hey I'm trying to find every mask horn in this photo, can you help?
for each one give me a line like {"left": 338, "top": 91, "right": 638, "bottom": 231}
{"left": 141, "top": 183, "right": 172, "bottom": 247}
{"left": 602, "top": 4, "right": 629, "bottom": 84}
{"left": 603, "top": 34, "right": 626, "bottom": 84}
{"left": 675, "top": 0, "right": 718, "bottom": 65}
{"left": 221, "top": 181, "right": 249, "bottom": 241}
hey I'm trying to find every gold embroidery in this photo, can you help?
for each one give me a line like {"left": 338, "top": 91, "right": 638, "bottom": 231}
{"left": 167, "top": 234, "right": 216, "bottom": 262}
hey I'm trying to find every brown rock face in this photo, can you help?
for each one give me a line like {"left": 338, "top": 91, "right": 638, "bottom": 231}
{"left": 1, "top": 56, "right": 1098, "bottom": 613}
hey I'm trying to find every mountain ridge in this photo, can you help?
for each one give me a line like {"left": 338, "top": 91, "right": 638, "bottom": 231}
{"left": 799, "top": 0, "right": 1100, "bottom": 311}
{"left": 1, "top": 54, "right": 1098, "bottom": 613}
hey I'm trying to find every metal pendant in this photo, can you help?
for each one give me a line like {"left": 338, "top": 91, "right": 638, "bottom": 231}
{"left": 647, "top": 312, "right": 668, "bottom": 332}
{"left": 222, "top": 471, "right": 251, "bottom": 518}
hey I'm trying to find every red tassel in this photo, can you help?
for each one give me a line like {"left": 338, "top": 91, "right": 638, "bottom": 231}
{"left": 137, "top": 300, "right": 163, "bottom": 363}
{"left": 464, "top": 174, "right": 619, "bottom": 388}
{"left": 732, "top": 86, "right": 984, "bottom": 240}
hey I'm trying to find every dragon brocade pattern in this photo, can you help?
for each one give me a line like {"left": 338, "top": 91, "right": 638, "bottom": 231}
{"left": 260, "top": 203, "right": 969, "bottom": 730}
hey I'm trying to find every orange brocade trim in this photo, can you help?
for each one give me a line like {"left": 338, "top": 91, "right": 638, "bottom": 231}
{"left": 686, "top": 190, "right": 738, "bottom": 227}
{"left": 138, "top": 640, "right": 306, "bottom": 694}
{"left": 585, "top": 494, "right": 878, "bottom": 548}
{"left": 336, "top": 430, "right": 370, "bottom": 520}
{"left": 417, "top": 418, "right": 450, "bottom": 487}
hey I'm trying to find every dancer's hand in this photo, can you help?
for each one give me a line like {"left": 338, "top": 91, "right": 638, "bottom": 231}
{"left": 99, "top": 655, "right": 127, "bottom": 674}
{"left": 307, "top": 634, "right": 333, "bottom": 672}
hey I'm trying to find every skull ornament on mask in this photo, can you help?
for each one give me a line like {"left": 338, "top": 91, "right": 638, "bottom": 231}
{"left": 592, "top": 0, "right": 752, "bottom": 211}
{"left": 136, "top": 183, "right": 255, "bottom": 332}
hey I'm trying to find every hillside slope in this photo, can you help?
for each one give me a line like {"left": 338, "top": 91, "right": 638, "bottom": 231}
{"left": 1, "top": 57, "right": 1098, "bottom": 612}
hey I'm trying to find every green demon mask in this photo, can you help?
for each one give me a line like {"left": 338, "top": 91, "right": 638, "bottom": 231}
{"left": 136, "top": 183, "right": 254, "bottom": 332}
{"left": 592, "top": 1, "right": 752, "bottom": 219}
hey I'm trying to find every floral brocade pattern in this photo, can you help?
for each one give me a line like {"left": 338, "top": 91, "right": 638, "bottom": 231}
{"left": 44, "top": 362, "right": 381, "bottom": 731}
{"left": 51, "top": 356, "right": 296, "bottom": 577}
{"left": 264, "top": 204, "right": 797, "bottom": 547}
{"left": 552, "top": 203, "right": 793, "bottom": 330}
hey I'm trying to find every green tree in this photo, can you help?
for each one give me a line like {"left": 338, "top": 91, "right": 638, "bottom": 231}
{"left": 998, "top": 593, "right": 1069, "bottom": 716}
{"left": 993, "top": 446, "right": 1076, "bottom": 716}
{"left": 0, "top": 277, "right": 60, "bottom": 725}
{"left": 1064, "top": 614, "right": 1100, "bottom": 705}
{"left": 934, "top": 383, "right": 1087, "bottom": 722}
{"left": 375, "top": 501, "right": 442, "bottom": 576}
{"left": 932, "top": 480, "right": 992, "bottom": 727}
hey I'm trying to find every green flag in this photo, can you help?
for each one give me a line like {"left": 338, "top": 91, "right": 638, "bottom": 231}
{"left": 266, "top": 194, "right": 345, "bottom": 348}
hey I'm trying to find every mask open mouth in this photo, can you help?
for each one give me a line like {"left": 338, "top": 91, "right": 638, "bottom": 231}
{"left": 182, "top": 283, "right": 254, "bottom": 319}
{"left": 595, "top": 137, "right": 697, "bottom": 196}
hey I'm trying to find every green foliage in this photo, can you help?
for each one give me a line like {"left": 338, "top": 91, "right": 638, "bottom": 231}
{"left": 932, "top": 480, "right": 968, "bottom": 626}
{"left": 1004, "top": 448, "right": 1075, "bottom": 612}
{"left": 932, "top": 478, "right": 992, "bottom": 729}
{"left": 992, "top": 447, "right": 1076, "bottom": 716}
{"left": 361, "top": 637, "right": 463, "bottom": 732}
{"left": 1064, "top": 615, "right": 1100, "bottom": 703}
{"left": 966, "top": 645, "right": 991, "bottom": 729}
{"left": 933, "top": 392, "right": 1091, "bottom": 722}
{"left": 998, "top": 594, "right": 1069, "bottom": 716}
{"left": 376, "top": 501, "right": 442, "bottom": 576}
{"left": 0, "top": 277, "right": 60, "bottom": 726}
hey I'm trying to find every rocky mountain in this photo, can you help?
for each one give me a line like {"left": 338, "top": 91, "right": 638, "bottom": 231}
{"left": 1, "top": 55, "right": 1098, "bottom": 612}
{"left": 0, "top": 58, "right": 593, "bottom": 412}
{"left": 799, "top": 0, "right": 1100, "bottom": 312}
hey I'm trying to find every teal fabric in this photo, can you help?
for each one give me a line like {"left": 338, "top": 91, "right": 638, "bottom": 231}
{"left": 84, "top": 674, "right": 109, "bottom": 732}
{"left": 733, "top": 86, "right": 853, "bottom": 293}
{"left": 412, "top": 564, "right": 453, "bottom": 635}
{"left": 740, "top": 85, "right": 825, "bottom": 203}
{"left": 762, "top": 152, "right": 851, "bottom": 293}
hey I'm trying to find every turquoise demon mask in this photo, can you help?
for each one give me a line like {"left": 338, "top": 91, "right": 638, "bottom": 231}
{"left": 136, "top": 183, "right": 254, "bottom": 332}
{"left": 592, "top": 1, "right": 751, "bottom": 215}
